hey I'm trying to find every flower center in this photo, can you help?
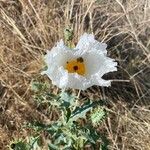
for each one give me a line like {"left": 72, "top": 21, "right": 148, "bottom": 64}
{"left": 65, "top": 57, "right": 86, "bottom": 76}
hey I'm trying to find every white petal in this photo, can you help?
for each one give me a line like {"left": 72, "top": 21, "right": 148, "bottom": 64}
{"left": 43, "top": 40, "right": 75, "bottom": 68}
{"left": 93, "top": 77, "right": 111, "bottom": 87}
{"left": 83, "top": 51, "right": 117, "bottom": 87}
{"left": 42, "top": 33, "right": 117, "bottom": 90}
{"left": 75, "top": 33, "right": 107, "bottom": 54}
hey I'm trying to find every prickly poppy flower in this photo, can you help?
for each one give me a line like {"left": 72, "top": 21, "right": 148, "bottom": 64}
{"left": 42, "top": 33, "right": 117, "bottom": 90}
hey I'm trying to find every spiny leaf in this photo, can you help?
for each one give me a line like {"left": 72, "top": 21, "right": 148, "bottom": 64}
{"left": 10, "top": 140, "right": 28, "bottom": 150}
{"left": 91, "top": 107, "right": 106, "bottom": 126}
{"left": 100, "top": 134, "right": 109, "bottom": 150}
{"left": 60, "top": 92, "right": 76, "bottom": 108}
{"left": 28, "top": 136, "right": 41, "bottom": 150}
{"left": 80, "top": 126, "right": 100, "bottom": 144}
{"left": 64, "top": 27, "right": 74, "bottom": 41}
{"left": 48, "top": 143, "right": 59, "bottom": 150}
{"left": 70, "top": 100, "right": 101, "bottom": 121}
{"left": 31, "top": 81, "right": 48, "bottom": 92}
{"left": 66, "top": 108, "right": 71, "bottom": 122}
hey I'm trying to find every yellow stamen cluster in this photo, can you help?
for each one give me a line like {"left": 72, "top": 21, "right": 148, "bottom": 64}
{"left": 65, "top": 57, "right": 86, "bottom": 76}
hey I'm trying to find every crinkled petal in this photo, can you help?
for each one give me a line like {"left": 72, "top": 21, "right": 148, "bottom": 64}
{"left": 45, "top": 40, "right": 71, "bottom": 65}
{"left": 80, "top": 49, "right": 117, "bottom": 77}
{"left": 42, "top": 33, "right": 117, "bottom": 90}
{"left": 43, "top": 66, "right": 90, "bottom": 90}
{"left": 75, "top": 33, "right": 107, "bottom": 54}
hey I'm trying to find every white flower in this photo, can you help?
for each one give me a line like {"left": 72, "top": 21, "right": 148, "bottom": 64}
{"left": 42, "top": 33, "right": 117, "bottom": 90}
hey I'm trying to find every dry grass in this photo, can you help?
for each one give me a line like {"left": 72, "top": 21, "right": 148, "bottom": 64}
{"left": 0, "top": 0, "right": 150, "bottom": 149}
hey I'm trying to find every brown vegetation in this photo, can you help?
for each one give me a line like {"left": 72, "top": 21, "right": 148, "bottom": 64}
{"left": 0, "top": 0, "right": 150, "bottom": 149}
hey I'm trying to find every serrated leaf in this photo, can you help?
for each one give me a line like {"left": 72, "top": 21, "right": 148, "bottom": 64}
{"left": 28, "top": 136, "right": 41, "bottom": 150}
{"left": 91, "top": 107, "right": 106, "bottom": 126}
{"left": 10, "top": 140, "right": 28, "bottom": 150}
{"left": 48, "top": 143, "right": 59, "bottom": 150}
{"left": 100, "top": 134, "right": 109, "bottom": 150}
{"left": 31, "top": 81, "right": 47, "bottom": 92}
{"left": 64, "top": 27, "right": 74, "bottom": 41}
{"left": 70, "top": 100, "right": 100, "bottom": 121}
{"left": 60, "top": 92, "right": 76, "bottom": 108}
{"left": 66, "top": 108, "right": 71, "bottom": 122}
{"left": 26, "top": 122, "right": 61, "bottom": 134}
{"left": 81, "top": 126, "right": 100, "bottom": 144}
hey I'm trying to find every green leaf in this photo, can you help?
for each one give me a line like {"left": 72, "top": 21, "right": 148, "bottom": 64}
{"left": 70, "top": 100, "right": 100, "bottom": 121}
{"left": 26, "top": 121, "right": 61, "bottom": 134}
{"left": 64, "top": 27, "right": 74, "bottom": 41}
{"left": 100, "top": 134, "right": 109, "bottom": 150}
{"left": 48, "top": 143, "right": 59, "bottom": 150}
{"left": 46, "top": 93, "right": 61, "bottom": 106}
{"left": 10, "top": 140, "right": 28, "bottom": 150}
{"left": 28, "top": 136, "right": 41, "bottom": 150}
{"left": 31, "top": 81, "right": 47, "bottom": 92}
{"left": 91, "top": 107, "right": 106, "bottom": 126}
{"left": 66, "top": 108, "right": 71, "bottom": 122}
{"left": 82, "top": 126, "right": 100, "bottom": 144}
{"left": 60, "top": 92, "right": 76, "bottom": 108}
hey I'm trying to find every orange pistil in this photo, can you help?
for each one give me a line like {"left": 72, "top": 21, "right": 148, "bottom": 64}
{"left": 65, "top": 57, "right": 86, "bottom": 76}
